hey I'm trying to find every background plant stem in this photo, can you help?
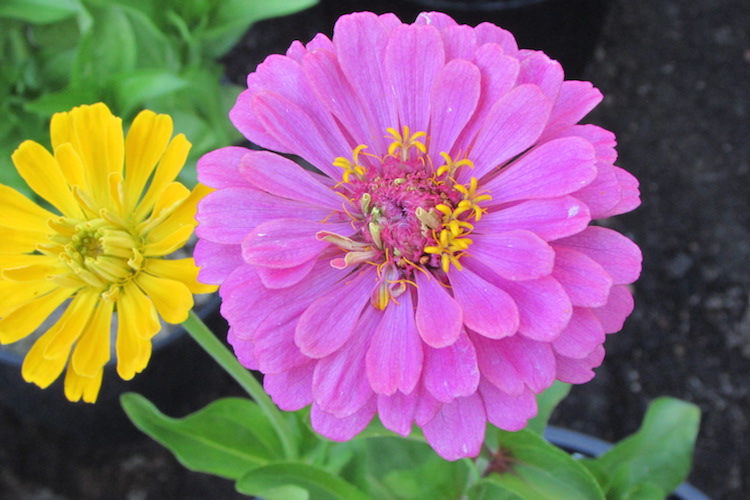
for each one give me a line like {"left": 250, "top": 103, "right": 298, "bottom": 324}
{"left": 182, "top": 310, "right": 297, "bottom": 459}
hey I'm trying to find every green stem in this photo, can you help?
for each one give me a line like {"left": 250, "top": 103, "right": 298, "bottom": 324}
{"left": 182, "top": 309, "right": 296, "bottom": 459}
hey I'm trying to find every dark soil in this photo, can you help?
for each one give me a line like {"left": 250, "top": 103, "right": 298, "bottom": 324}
{"left": 1, "top": 0, "right": 748, "bottom": 498}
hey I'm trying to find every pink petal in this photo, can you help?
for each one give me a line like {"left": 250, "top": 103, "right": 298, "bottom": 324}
{"left": 256, "top": 257, "right": 318, "bottom": 289}
{"left": 251, "top": 91, "right": 349, "bottom": 179}
{"left": 592, "top": 285, "right": 635, "bottom": 334}
{"left": 496, "top": 335, "right": 556, "bottom": 393}
{"left": 556, "top": 226, "right": 642, "bottom": 285}
{"left": 197, "top": 146, "right": 254, "bottom": 189}
{"left": 264, "top": 361, "right": 315, "bottom": 411}
{"left": 428, "top": 59, "right": 481, "bottom": 157}
{"left": 415, "top": 388, "right": 442, "bottom": 426}
{"left": 295, "top": 268, "right": 377, "bottom": 358}
{"left": 490, "top": 274, "right": 573, "bottom": 342}
{"left": 302, "top": 48, "right": 375, "bottom": 151}
{"left": 541, "top": 80, "right": 603, "bottom": 140}
{"left": 551, "top": 245, "right": 613, "bottom": 307}
{"left": 241, "top": 219, "right": 348, "bottom": 269}
{"left": 366, "top": 292, "right": 423, "bottom": 395}
{"left": 474, "top": 23, "right": 519, "bottom": 55}
{"left": 448, "top": 267, "right": 519, "bottom": 339}
{"left": 440, "top": 25, "right": 478, "bottom": 61}
{"left": 423, "top": 331, "right": 479, "bottom": 403}
{"left": 311, "top": 397, "right": 376, "bottom": 441}
{"left": 482, "top": 136, "right": 597, "bottom": 206}
{"left": 466, "top": 84, "right": 552, "bottom": 180}
{"left": 193, "top": 239, "right": 244, "bottom": 285}
{"left": 197, "top": 187, "right": 328, "bottom": 244}
{"left": 253, "top": 319, "right": 309, "bottom": 374}
{"left": 454, "top": 44, "right": 519, "bottom": 152}
{"left": 334, "top": 12, "right": 399, "bottom": 153}
{"left": 385, "top": 24, "right": 444, "bottom": 133}
{"left": 415, "top": 11, "right": 458, "bottom": 30}
{"left": 246, "top": 54, "right": 351, "bottom": 169}
{"left": 305, "top": 32, "right": 334, "bottom": 53}
{"left": 230, "top": 89, "right": 290, "bottom": 153}
{"left": 479, "top": 379, "right": 538, "bottom": 431}
{"left": 471, "top": 332, "right": 525, "bottom": 396}
{"left": 221, "top": 261, "right": 342, "bottom": 341}
{"left": 572, "top": 161, "right": 623, "bottom": 219}
{"left": 377, "top": 391, "right": 417, "bottom": 436}
{"left": 552, "top": 307, "right": 605, "bottom": 359}
{"left": 555, "top": 346, "right": 605, "bottom": 384}
{"left": 478, "top": 196, "right": 591, "bottom": 242}
{"left": 422, "top": 394, "right": 486, "bottom": 460}
{"left": 517, "top": 51, "right": 564, "bottom": 102}
{"left": 469, "top": 229, "right": 555, "bottom": 281}
{"left": 415, "top": 270, "right": 463, "bottom": 348}
{"left": 313, "top": 308, "right": 377, "bottom": 417}
{"left": 240, "top": 150, "right": 343, "bottom": 209}
{"left": 228, "top": 327, "right": 258, "bottom": 370}
{"left": 605, "top": 167, "right": 641, "bottom": 217}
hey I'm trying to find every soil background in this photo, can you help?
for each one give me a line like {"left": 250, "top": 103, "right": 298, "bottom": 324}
{"left": 1, "top": 0, "right": 748, "bottom": 498}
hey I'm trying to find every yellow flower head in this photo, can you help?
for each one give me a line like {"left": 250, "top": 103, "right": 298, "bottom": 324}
{"left": 0, "top": 103, "right": 216, "bottom": 403}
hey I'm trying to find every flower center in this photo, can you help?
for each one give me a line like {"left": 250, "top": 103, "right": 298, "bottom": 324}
{"left": 45, "top": 216, "right": 143, "bottom": 300}
{"left": 323, "top": 127, "right": 491, "bottom": 309}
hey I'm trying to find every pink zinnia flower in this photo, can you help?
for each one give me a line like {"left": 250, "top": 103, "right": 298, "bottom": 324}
{"left": 195, "top": 11, "right": 642, "bottom": 460}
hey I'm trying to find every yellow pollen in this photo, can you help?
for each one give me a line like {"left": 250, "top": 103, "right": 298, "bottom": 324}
{"left": 436, "top": 152, "right": 474, "bottom": 178}
{"left": 333, "top": 144, "right": 368, "bottom": 183}
{"left": 386, "top": 126, "right": 427, "bottom": 161}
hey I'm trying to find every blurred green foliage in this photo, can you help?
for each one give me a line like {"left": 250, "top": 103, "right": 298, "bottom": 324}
{"left": 0, "top": 0, "right": 317, "bottom": 194}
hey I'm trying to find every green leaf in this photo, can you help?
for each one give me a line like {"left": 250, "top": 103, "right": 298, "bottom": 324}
{"left": 527, "top": 381, "right": 571, "bottom": 434}
{"left": 0, "top": 0, "right": 81, "bottom": 24}
{"left": 113, "top": 69, "right": 188, "bottom": 118}
{"left": 201, "top": 0, "right": 319, "bottom": 58}
{"left": 121, "top": 393, "right": 284, "bottom": 480}
{"left": 236, "top": 462, "right": 371, "bottom": 500}
{"left": 347, "top": 436, "right": 473, "bottom": 500}
{"left": 486, "top": 429, "right": 605, "bottom": 500}
{"left": 24, "top": 86, "right": 98, "bottom": 116}
{"left": 72, "top": 4, "right": 137, "bottom": 89}
{"left": 467, "top": 479, "right": 525, "bottom": 500}
{"left": 586, "top": 397, "right": 700, "bottom": 498}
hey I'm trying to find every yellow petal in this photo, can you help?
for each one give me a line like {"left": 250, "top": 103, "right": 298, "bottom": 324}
{"left": 43, "top": 290, "right": 99, "bottom": 359}
{"left": 0, "top": 286, "right": 72, "bottom": 344}
{"left": 69, "top": 103, "right": 124, "bottom": 209}
{"left": 11, "top": 140, "right": 83, "bottom": 218}
{"left": 54, "top": 142, "right": 87, "bottom": 189}
{"left": 0, "top": 184, "right": 56, "bottom": 233}
{"left": 71, "top": 299, "right": 113, "bottom": 378}
{"left": 0, "top": 225, "right": 47, "bottom": 254}
{"left": 2, "top": 260, "right": 63, "bottom": 282}
{"left": 141, "top": 223, "right": 194, "bottom": 256}
{"left": 116, "top": 283, "right": 160, "bottom": 380}
{"left": 64, "top": 365, "right": 102, "bottom": 403}
{"left": 144, "top": 258, "right": 218, "bottom": 295}
{"left": 22, "top": 321, "right": 72, "bottom": 389}
{"left": 50, "top": 108, "right": 73, "bottom": 150}
{"left": 150, "top": 182, "right": 191, "bottom": 221}
{"left": 146, "top": 183, "right": 211, "bottom": 242}
{"left": 134, "top": 134, "right": 191, "bottom": 220}
{"left": 135, "top": 272, "right": 193, "bottom": 324}
{"left": 0, "top": 279, "right": 59, "bottom": 316}
{"left": 123, "top": 110, "right": 173, "bottom": 211}
{"left": 22, "top": 337, "right": 69, "bottom": 389}
{"left": 0, "top": 253, "right": 58, "bottom": 271}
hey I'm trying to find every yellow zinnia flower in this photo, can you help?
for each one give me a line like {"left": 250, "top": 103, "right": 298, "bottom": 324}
{"left": 0, "top": 102, "right": 216, "bottom": 403}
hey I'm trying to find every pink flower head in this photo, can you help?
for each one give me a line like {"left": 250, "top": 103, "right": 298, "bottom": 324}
{"left": 195, "top": 11, "right": 642, "bottom": 460}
